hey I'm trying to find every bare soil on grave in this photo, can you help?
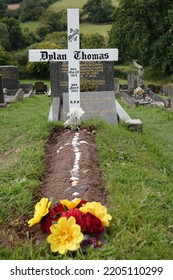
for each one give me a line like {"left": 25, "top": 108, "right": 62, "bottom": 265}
{"left": 39, "top": 127, "right": 107, "bottom": 205}
{"left": 0, "top": 126, "right": 108, "bottom": 248}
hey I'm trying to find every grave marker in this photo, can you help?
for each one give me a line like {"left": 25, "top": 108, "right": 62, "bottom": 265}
{"left": 29, "top": 9, "right": 118, "bottom": 122}
{"left": 0, "top": 75, "right": 5, "bottom": 104}
{"left": 0, "top": 66, "right": 19, "bottom": 90}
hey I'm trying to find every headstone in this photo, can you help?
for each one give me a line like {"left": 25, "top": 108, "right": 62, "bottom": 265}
{"left": 163, "top": 84, "right": 173, "bottom": 96}
{"left": 50, "top": 61, "right": 115, "bottom": 99}
{"left": 0, "top": 74, "right": 5, "bottom": 104}
{"left": 0, "top": 66, "right": 19, "bottom": 91}
{"left": 128, "top": 73, "right": 138, "bottom": 91}
{"left": 114, "top": 78, "right": 120, "bottom": 94}
{"left": 34, "top": 81, "right": 47, "bottom": 94}
{"left": 63, "top": 91, "right": 117, "bottom": 123}
{"left": 29, "top": 8, "right": 118, "bottom": 123}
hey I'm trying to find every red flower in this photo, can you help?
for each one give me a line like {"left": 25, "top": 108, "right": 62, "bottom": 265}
{"left": 84, "top": 213, "right": 104, "bottom": 235}
{"left": 50, "top": 203, "right": 65, "bottom": 220}
{"left": 40, "top": 214, "right": 52, "bottom": 233}
{"left": 40, "top": 203, "right": 65, "bottom": 233}
{"left": 61, "top": 208, "right": 86, "bottom": 233}
{"left": 77, "top": 200, "right": 87, "bottom": 207}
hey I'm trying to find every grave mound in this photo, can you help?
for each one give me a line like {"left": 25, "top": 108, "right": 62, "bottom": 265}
{"left": 0, "top": 126, "right": 108, "bottom": 247}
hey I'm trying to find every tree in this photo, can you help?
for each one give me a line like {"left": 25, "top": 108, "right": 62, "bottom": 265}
{"left": 1, "top": 18, "right": 24, "bottom": 50}
{"left": 0, "top": 22, "right": 10, "bottom": 49}
{"left": 0, "top": 45, "right": 12, "bottom": 65}
{"left": 80, "top": 33, "right": 107, "bottom": 48}
{"left": 0, "top": 0, "right": 7, "bottom": 19}
{"left": 19, "top": 0, "right": 49, "bottom": 22}
{"left": 82, "top": 0, "right": 115, "bottom": 23}
{"left": 108, "top": 0, "right": 173, "bottom": 77}
{"left": 39, "top": 10, "right": 67, "bottom": 34}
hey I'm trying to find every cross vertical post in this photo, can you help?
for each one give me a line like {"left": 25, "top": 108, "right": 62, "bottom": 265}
{"left": 67, "top": 9, "right": 80, "bottom": 110}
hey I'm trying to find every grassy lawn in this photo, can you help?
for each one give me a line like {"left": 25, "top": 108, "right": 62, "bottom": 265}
{"left": 0, "top": 94, "right": 173, "bottom": 259}
{"left": 20, "top": 21, "right": 41, "bottom": 32}
{"left": 80, "top": 23, "right": 112, "bottom": 37}
{"left": 49, "top": 0, "right": 120, "bottom": 12}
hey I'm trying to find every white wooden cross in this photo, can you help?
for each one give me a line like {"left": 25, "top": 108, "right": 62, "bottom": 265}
{"left": 29, "top": 9, "right": 118, "bottom": 112}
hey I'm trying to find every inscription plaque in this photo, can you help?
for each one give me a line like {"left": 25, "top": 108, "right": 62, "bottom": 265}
{"left": 50, "top": 61, "right": 114, "bottom": 99}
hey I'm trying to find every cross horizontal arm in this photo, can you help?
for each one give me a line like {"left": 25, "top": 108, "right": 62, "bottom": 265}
{"left": 29, "top": 49, "right": 118, "bottom": 62}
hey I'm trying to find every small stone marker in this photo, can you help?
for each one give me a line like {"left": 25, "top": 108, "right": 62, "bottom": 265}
{"left": 0, "top": 74, "right": 5, "bottom": 104}
{"left": 34, "top": 81, "right": 47, "bottom": 94}
{"left": 29, "top": 8, "right": 118, "bottom": 123}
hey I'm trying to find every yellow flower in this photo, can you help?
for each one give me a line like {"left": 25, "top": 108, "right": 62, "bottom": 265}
{"left": 47, "top": 217, "right": 84, "bottom": 254}
{"left": 28, "top": 198, "right": 51, "bottom": 227}
{"left": 79, "top": 202, "right": 112, "bottom": 227}
{"left": 60, "top": 198, "right": 81, "bottom": 210}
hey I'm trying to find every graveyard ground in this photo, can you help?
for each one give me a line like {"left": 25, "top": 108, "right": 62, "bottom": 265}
{"left": 1, "top": 95, "right": 173, "bottom": 259}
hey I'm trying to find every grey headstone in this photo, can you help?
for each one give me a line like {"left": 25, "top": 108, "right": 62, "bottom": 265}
{"left": 50, "top": 61, "right": 114, "bottom": 99}
{"left": 48, "top": 97, "right": 61, "bottom": 121}
{"left": 0, "top": 66, "right": 19, "bottom": 90}
{"left": 163, "top": 84, "right": 173, "bottom": 96}
{"left": 0, "top": 75, "right": 4, "bottom": 103}
{"left": 62, "top": 91, "right": 118, "bottom": 124}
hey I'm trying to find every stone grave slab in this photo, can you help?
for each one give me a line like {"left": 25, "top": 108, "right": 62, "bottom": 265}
{"left": 0, "top": 66, "right": 19, "bottom": 91}
{"left": 62, "top": 91, "right": 118, "bottom": 124}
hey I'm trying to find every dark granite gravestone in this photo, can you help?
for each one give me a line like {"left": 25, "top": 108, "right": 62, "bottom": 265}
{"left": 62, "top": 91, "right": 118, "bottom": 124}
{"left": 0, "top": 66, "right": 19, "bottom": 90}
{"left": 34, "top": 81, "right": 47, "bottom": 94}
{"left": 0, "top": 74, "right": 4, "bottom": 103}
{"left": 50, "top": 61, "right": 114, "bottom": 99}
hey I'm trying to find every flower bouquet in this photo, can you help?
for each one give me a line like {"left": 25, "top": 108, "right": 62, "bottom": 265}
{"left": 28, "top": 198, "right": 112, "bottom": 254}
{"left": 133, "top": 87, "right": 144, "bottom": 98}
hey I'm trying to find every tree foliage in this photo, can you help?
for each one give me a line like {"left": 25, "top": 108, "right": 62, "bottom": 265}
{"left": 80, "top": 33, "right": 107, "bottom": 48}
{"left": 108, "top": 0, "right": 173, "bottom": 77}
{"left": 0, "top": 0, "right": 7, "bottom": 19}
{"left": 19, "top": 0, "right": 49, "bottom": 22}
{"left": 1, "top": 17, "right": 24, "bottom": 50}
{"left": 82, "top": 0, "right": 115, "bottom": 23}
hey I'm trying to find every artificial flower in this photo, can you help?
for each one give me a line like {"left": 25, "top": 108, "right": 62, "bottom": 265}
{"left": 28, "top": 198, "right": 51, "bottom": 227}
{"left": 60, "top": 198, "right": 81, "bottom": 210}
{"left": 49, "top": 203, "right": 65, "bottom": 219}
{"left": 67, "top": 107, "right": 85, "bottom": 118}
{"left": 40, "top": 214, "right": 52, "bottom": 233}
{"left": 79, "top": 202, "right": 112, "bottom": 227}
{"left": 61, "top": 208, "right": 86, "bottom": 232}
{"left": 47, "top": 217, "right": 84, "bottom": 254}
{"left": 40, "top": 203, "right": 65, "bottom": 233}
{"left": 84, "top": 212, "right": 104, "bottom": 234}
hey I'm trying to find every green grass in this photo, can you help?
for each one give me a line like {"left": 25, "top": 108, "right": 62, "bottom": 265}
{"left": 20, "top": 21, "right": 41, "bottom": 32}
{"left": 80, "top": 23, "right": 112, "bottom": 37}
{"left": 49, "top": 0, "right": 87, "bottom": 11}
{"left": 49, "top": 0, "right": 120, "bottom": 12}
{"left": 0, "top": 95, "right": 173, "bottom": 259}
